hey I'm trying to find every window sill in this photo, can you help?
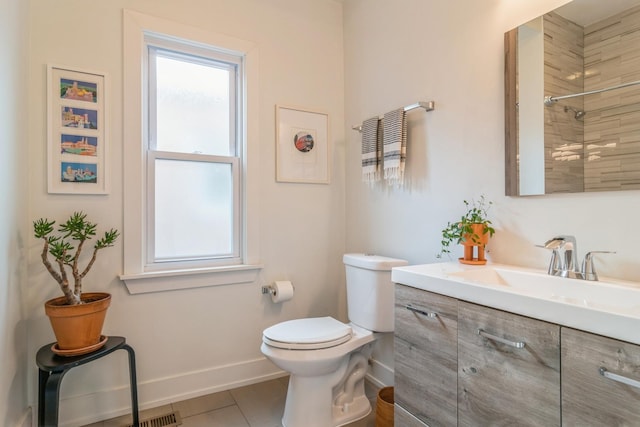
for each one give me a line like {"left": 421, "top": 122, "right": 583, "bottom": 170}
{"left": 119, "top": 264, "right": 263, "bottom": 294}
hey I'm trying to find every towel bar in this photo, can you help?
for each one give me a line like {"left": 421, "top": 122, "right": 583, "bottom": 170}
{"left": 352, "top": 101, "right": 435, "bottom": 132}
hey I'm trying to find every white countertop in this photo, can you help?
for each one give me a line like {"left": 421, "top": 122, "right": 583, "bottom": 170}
{"left": 392, "top": 262, "right": 640, "bottom": 345}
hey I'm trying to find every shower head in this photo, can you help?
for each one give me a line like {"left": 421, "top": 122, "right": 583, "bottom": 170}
{"left": 564, "top": 106, "right": 586, "bottom": 121}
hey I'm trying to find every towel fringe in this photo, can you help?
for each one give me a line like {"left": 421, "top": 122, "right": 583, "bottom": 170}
{"left": 362, "top": 170, "right": 380, "bottom": 184}
{"left": 384, "top": 166, "right": 404, "bottom": 186}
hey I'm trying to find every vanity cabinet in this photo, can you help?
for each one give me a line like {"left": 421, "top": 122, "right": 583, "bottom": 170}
{"left": 394, "top": 284, "right": 458, "bottom": 427}
{"left": 394, "top": 403, "right": 432, "bottom": 427}
{"left": 457, "top": 301, "right": 561, "bottom": 426}
{"left": 392, "top": 263, "right": 640, "bottom": 426}
{"left": 562, "top": 327, "right": 640, "bottom": 426}
{"left": 394, "top": 285, "right": 561, "bottom": 426}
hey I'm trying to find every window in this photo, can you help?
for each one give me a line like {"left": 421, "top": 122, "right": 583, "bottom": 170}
{"left": 146, "top": 40, "right": 241, "bottom": 269}
{"left": 122, "top": 11, "right": 260, "bottom": 293}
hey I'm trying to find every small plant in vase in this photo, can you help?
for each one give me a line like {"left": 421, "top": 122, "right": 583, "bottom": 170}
{"left": 33, "top": 211, "right": 119, "bottom": 355}
{"left": 438, "top": 195, "right": 495, "bottom": 265}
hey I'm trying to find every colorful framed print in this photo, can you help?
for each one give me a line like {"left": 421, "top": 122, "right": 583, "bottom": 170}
{"left": 47, "top": 65, "right": 109, "bottom": 194}
{"left": 275, "top": 105, "right": 330, "bottom": 184}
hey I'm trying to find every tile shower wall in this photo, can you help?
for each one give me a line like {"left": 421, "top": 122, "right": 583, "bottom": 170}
{"left": 584, "top": 5, "right": 640, "bottom": 191}
{"left": 543, "top": 5, "right": 640, "bottom": 193}
{"left": 544, "top": 11, "right": 585, "bottom": 194}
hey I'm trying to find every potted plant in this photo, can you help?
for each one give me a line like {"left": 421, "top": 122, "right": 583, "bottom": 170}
{"left": 438, "top": 196, "right": 495, "bottom": 265}
{"left": 34, "top": 211, "right": 119, "bottom": 356}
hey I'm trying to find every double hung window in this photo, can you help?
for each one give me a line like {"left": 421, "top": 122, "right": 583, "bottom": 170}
{"left": 122, "top": 11, "right": 260, "bottom": 293}
{"left": 146, "top": 38, "right": 241, "bottom": 270}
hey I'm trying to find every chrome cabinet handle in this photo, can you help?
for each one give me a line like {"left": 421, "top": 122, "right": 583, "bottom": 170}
{"left": 477, "top": 329, "right": 526, "bottom": 349}
{"left": 405, "top": 304, "right": 437, "bottom": 318}
{"left": 599, "top": 367, "right": 640, "bottom": 389}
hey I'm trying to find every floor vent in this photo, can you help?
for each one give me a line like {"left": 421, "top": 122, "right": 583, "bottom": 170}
{"left": 126, "top": 411, "right": 182, "bottom": 427}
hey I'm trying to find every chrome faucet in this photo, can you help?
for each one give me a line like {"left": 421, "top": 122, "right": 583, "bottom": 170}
{"left": 543, "top": 235, "right": 581, "bottom": 279}
{"left": 541, "top": 235, "right": 614, "bottom": 281}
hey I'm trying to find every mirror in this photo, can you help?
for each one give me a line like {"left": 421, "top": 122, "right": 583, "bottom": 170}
{"left": 505, "top": 0, "right": 640, "bottom": 196}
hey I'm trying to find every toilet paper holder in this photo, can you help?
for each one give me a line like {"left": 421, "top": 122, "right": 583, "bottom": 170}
{"left": 261, "top": 281, "right": 294, "bottom": 302}
{"left": 261, "top": 285, "right": 276, "bottom": 295}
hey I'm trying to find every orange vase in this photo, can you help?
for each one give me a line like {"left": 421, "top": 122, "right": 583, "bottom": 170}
{"left": 459, "top": 223, "right": 489, "bottom": 265}
{"left": 44, "top": 292, "right": 111, "bottom": 356}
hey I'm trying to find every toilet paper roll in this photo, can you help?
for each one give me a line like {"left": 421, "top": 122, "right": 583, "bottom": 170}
{"left": 271, "top": 280, "right": 294, "bottom": 303}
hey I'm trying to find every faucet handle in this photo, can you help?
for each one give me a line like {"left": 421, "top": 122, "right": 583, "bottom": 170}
{"left": 543, "top": 238, "right": 566, "bottom": 250}
{"left": 582, "top": 251, "right": 616, "bottom": 281}
{"left": 536, "top": 242, "right": 563, "bottom": 275}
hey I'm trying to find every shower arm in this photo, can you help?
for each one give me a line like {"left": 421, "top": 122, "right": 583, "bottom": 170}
{"left": 544, "top": 79, "right": 640, "bottom": 106}
{"left": 564, "top": 106, "right": 585, "bottom": 120}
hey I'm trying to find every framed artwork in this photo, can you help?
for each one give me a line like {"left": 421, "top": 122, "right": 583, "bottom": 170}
{"left": 276, "top": 105, "right": 330, "bottom": 184}
{"left": 47, "top": 65, "right": 109, "bottom": 194}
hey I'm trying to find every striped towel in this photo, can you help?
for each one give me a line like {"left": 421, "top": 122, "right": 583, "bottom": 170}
{"left": 383, "top": 108, "right": 407, "bottom": 185}
{"left": 361, "top": 116, "right": 382, "bottom": 183}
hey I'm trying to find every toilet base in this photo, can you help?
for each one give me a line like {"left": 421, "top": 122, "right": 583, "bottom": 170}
{"left": 332, "top": 392, "right": 371, "bottom": 427}
{"left": 282, "top": 375, "right": 371, "bottom": 427}
{"left": 261, "top": 324, "right": 378, "bottom": 427}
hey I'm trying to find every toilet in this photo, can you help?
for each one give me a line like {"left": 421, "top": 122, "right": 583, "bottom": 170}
{"left": 260, "top": 253, "right": 408, "bottom": 427}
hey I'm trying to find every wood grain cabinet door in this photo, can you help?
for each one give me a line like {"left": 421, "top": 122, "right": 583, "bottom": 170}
{"left": 395, "top": 284, "right": 458, "bottom": 427}
{"left": 457, "top": 301, "right": 561, "bottom": 426}
{"left": 562, "top": 327, "right": 640, "bottom": 426}
{"left": 394, "top": 403, "right": 430, "bottom": 427}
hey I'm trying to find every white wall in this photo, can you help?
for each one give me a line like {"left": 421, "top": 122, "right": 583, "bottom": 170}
{"left": 27, "top": 1, "right": 345, "bottom": 425}
{"left": 343, "top": 0, "right": 640, "bottom": 380}
{"left": 0, "top": 0, "right": 31, "bottom": 425}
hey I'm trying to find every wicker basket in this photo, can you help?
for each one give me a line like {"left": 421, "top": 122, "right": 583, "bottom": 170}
{"left": 375, "top": 386, "right": 394, "bottom": 427}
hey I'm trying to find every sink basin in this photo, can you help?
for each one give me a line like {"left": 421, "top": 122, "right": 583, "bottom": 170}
{"left": 447, "top": 267, "right": 640, "bottom": 313}
{"left": 391, "top": 262, "right": 640, "bottom": 345}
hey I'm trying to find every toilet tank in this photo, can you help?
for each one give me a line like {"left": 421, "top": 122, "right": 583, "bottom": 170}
{"left": 343, "top": 253, "right": 408, "bottom": 332}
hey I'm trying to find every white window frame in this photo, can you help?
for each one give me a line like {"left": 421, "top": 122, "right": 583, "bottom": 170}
{"left": 121, "top": 10, "right": 261, "bottom": 294}
{"left": 146, "top": 39, "right": 241, "bottom": 269}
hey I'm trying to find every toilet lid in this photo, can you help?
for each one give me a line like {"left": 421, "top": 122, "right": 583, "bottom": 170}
{"left": 263, "top": 317, "right": 353, "bottom": 350}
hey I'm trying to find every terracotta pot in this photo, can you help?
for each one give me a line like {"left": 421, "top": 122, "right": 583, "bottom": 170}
{"left": 44, "top": 292, "right": 111, "bottom": 355}
{"left": 462, "top": 223, "right": 490, "bottom": 246}
{"left": 460, "top": 223, "right": 490, "bottom": 265}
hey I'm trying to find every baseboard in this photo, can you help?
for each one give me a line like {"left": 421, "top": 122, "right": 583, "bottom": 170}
{"left": 57, "top": 355, "right": 391, "bottom": 426}
{"left": 57, "top": 357, "right": 284, "bottom": 427}
{"left": 366, "top": 357, "right": 394, "bottom": 387}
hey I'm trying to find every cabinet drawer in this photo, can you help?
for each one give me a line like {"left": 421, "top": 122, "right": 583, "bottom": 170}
{"left": 395, "top": 284, "right": 458, "bottom": 427}
{"left": 457, "top": 301, "right": 560, "bottom": 426}
{"left": 562, "top": 327, "right": 640, "bottom": 426}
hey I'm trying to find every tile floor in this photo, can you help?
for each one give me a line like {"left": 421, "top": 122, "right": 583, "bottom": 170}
{"left": 84, "top": 376, "right": 379, "bottom": 427}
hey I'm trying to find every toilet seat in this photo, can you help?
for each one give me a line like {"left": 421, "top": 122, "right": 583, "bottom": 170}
{"left": 263, "top": 317, "right": 352, "bottom": 350}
